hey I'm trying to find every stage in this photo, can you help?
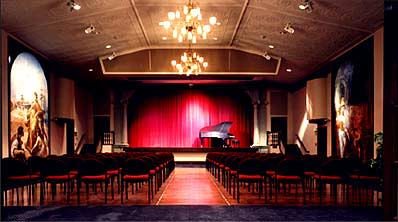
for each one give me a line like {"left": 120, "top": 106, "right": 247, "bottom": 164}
{"left": 123, "top": 147, "right": 258, "bottom": 163}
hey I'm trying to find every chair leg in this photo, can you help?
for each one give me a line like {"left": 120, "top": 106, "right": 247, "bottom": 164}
{"left": 302, "top": 180, "right": 306, "bottom": 204}
{"left": 86, "top": 183, "right": 89, "bottom": 203}
{"left": 67, "top": 180, "right": 70, "bottom": 204}
{"left": 51, "top": 183, "right": 56, "bottom": 201}
{"left": 275, "top": 181, "right": 278, "bottom": 203}
{"left": 120, "top": 180, "right": 124, "bottom": 204}
{"left": 5, "top": 190, "right": 8, "bottom": 206}
{"left": 126, "top": 182, "right": 129, "bottom": 200}
{"left": 16, "top": 187, "right": 20, "bottom": 205}
{"left": 111, "top": 177, "right": 115, "bottom": 200}
{"left": 148, "top": 179, "right": 151, "bottom": 204}
{"left": 117, "top": 174, "right": 121, "bottom": 194}
{"left": 105, "top": 180, "right": 108, "bottom": 204}
{"left": 77, "top": 180, "right": 81, "bottom": 205}
{"left": 264, "top": 177, "right": 267, "bottom": 204}
{"left": 237, "top": 178, "right": 240, "bottom": 203}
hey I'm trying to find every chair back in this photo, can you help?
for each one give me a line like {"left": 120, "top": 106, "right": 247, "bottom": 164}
{"left": 276, "top": 159, "right": 304, "bottom": 176}
{"left": 41, "top": 158, "right": 69, "bottom": 176}
{"left": 123, "top": 158, "right": 149, "bottom": 175}
{"left": 2, "top": 158, "right": 29, "bottom": 178}
{"left": 79, "top": 158, "right": 106, "bottom": 176}
{"left": 101, "top": 156, "right": 118, "bottom": 171}
{"left": 27, "top": 155, "right": 45, "bottom": 174}
{"left": 238, "top": 158, "right": 262, "bottom": 175}
{"left": 319, "top": 158, "right": 346, "bottom": 176}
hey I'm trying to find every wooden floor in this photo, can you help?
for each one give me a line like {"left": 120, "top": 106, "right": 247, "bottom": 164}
{"left": 3, "top": 166, "right": 382, "bottom": 206}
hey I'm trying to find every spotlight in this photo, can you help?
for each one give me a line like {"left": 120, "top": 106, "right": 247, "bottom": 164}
{"left": 67, "top": 0, "right": 81, "bottom": 11}
{"left": 84, "top": 24, "right": 98, "bottom": 34}
{"left": 283, "top": 23, "right": 295, "bottom": 34}
{"left": 262, "top": 52, "right": 271, "bottom": 60}
{"left": 108, "top": 52, "right": 117, "bottom": 61}
{"left": 299, "top": 0, "right": 313, "bottom": 13}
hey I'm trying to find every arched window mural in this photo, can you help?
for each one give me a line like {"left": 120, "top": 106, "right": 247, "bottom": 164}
{"left": 10, "top": 52, "right": 49, "bottom": 160}
{"left": 332, "top": 38, "right": 373, "bottom": 161}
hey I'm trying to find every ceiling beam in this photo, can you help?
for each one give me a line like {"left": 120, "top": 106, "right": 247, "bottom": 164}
{"left": 129, "top": 0, "right": 150, "bottom": 47}
{"left": 229, "top": 0, "right": 250, "bottom": 46}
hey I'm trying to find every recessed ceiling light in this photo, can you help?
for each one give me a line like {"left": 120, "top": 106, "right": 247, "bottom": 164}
{"left": 105, "top": 44, "right": 112, "bottom": 49}
{"left": 88, "top": 68, "right": 93, "bottom": 72}
{"left": 213, "top": 37, "right": 218, "bottom": 40}
{"left": 286, "top": 69, "right": 292, "bottom": 72}
{"left": 162, "top": 36, "right": 168, "bottom": 40}
{"left": 268, "top": 45, "right": 274, "bottom": 49}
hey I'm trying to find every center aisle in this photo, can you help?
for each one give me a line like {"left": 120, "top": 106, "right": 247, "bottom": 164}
{"left": 156, "top": 167, "right": 229, "bottom": 205}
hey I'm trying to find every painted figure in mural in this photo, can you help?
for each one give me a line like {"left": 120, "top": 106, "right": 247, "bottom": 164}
{"left": 336, "top": 96, "right": 350, "bottom": 157}
{"left": 334, "top": 61, "right": 353, "bottom": 158}
{"left": 25, "top": 92, "right": 47, "bottom": 155}
{"left": 11, "top": 126, "right": 31, "bottom": 161}
{"left": 31, "top": 111, "right": 48, "bottom": 156}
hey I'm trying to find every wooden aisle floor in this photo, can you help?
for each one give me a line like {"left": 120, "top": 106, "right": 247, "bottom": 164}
{"left": 157, "top": 168, "right": 229, "bottom": 205}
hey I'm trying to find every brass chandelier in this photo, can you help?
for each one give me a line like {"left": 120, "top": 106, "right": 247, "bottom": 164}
{"left": 159, "top": 0, "right": 217, "bottom": 44}
{"left": 171, "top": 45, "right": 208, "bottom": 76}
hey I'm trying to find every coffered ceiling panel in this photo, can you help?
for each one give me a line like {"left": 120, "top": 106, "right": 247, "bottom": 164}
{"left": 1, "top": 0, "right": 383, "bottom": 84}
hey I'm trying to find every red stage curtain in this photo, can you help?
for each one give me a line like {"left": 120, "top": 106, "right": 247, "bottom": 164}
{"left": 128, "top": 88, "right": 252, "bottom": 147}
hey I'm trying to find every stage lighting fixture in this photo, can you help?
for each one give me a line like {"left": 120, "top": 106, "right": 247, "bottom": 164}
{"left": 67, "top": 0, "right": 81, "bottom": 11}
{"left": 299, "top": 0, "right": 313, "bottom": 13}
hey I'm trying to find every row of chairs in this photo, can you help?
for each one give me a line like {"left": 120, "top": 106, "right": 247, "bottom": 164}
{"left": 2, "top": 152, "right": 175, "bottom": 205}
{"left": 206, "top": 152, "right": 382, "bottom": 205}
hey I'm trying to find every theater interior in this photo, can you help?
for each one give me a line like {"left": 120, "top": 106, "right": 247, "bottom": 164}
{"left": 1, "top": 0, "right": 397, "bottom": 221}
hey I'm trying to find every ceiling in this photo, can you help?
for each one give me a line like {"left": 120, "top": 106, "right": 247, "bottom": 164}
{"left": 1, "top": 0, "right": 383, "bottom": 85}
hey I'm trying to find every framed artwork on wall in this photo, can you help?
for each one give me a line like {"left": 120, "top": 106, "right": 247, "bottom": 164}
{"left": 8, "top": 37, "right": 50, "bottom": 160}
{"left": 331, "top": 37, "right": 374, "bottom": 161}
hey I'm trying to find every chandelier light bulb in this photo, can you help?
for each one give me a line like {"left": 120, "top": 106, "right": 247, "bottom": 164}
{"left": 171, "top": 60, "right": 177, "bottom": 66}
{"left": 173, "top": 29, "right": 178, "bottom": 38}
{"left": 197, "top": 26, "right": 202, "bottom": 35}
{"left": 163, "top": 21, "right": 171, "bottom": 29}
{"left": 209, "top": 16, "right": 217, "bottom": 25}
{"left": 168, "top": 12, "right": 175, "bottom": 20}
{"left": 192, "top": 35, "right": 197, "bottom": 44}
{"left": 176, "top": 10, "right": 181, "bottom": 18}
{"left": 191, "top": 8, "right": 198, "bottom": 17}
{"left": 178, "top": 35, "right": 183, "bottom": 42}
{"left": 204, "top": 25, "right": 211, "bottom": 33}
{"left": 203, "top": 62, "right": 208, "bottom": 68}
{"left": 183, "top": 5, "right": 189, "bottom": 15}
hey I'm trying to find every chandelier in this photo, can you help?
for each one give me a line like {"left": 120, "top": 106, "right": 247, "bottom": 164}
{"left": 159, "top": 0, "right": 217, "bottom": 44}
{"left": 171, "top": 46, "right": 208, "bottom": 76}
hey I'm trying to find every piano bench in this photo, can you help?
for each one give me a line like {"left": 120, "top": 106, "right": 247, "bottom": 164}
{"left": 231, "top": 139, "right": 240, "bottom": 148}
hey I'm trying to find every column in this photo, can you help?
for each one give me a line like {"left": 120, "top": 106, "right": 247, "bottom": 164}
{"left": 258, "top": 101, "right": 268, "bottom": 145}
{"left": 252, "top": 103, "right": 260, "bottom": 146}
{"left": 121, "top": 101, "right": 129, "bottom": 146}
{"left": 110, "top": 90, "right": 115, "bottom": 132}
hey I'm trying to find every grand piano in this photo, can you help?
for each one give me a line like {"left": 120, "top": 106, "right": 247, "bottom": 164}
{"left": 199, "top": 121, "right": 235, "bottom": 148}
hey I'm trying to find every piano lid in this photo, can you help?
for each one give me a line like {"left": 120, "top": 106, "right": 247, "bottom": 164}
{"left": 199, "top": 121, "right": 233, "bottom": 133}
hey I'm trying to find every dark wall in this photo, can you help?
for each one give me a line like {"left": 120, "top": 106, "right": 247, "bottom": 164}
{"left": 383, "top": 1, "right": 398, "bottom": 220}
